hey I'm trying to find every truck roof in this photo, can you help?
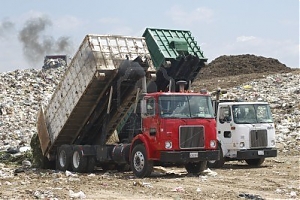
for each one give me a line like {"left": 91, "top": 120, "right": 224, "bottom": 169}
{"left": 146, "top": 91, "right": 211, "bottom": 97}
{"left": 219, "top": 101, "right": 270, "bottom": 105}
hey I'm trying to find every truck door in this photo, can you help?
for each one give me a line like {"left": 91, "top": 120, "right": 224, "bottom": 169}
{"left": 142, "top": 97, "right": 159, "bottom": 141}
{"left": 217, "top": 106, "right": 233, "bottom": 149}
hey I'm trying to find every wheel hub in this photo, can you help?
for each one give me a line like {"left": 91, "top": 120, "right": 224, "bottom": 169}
{"left": 134, "top": 151, "right": 144, "bottom": 172}
{"left": 73, "top": 151, "right": 80, "bottom": 168}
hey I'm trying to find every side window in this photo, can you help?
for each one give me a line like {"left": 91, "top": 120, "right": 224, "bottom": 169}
{"left": 219, "top": 106, "right": 231, "bottom": 123}
{"left": 146, "top": 98, "right": 155, "bottom": 116}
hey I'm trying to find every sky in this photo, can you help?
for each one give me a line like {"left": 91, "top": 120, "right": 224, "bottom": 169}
{"left": 0, "top": 0, "right": 299, "bottom": 72}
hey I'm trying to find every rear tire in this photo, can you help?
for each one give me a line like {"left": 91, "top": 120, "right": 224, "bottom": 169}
{"left": 56, "top": 145, "right": 72, "bottom": 171}
{"left": 245, "top": 158, "right": 265, "bottom": 166}
{"left": 86, "top": 156, "right": 96, "bottom": 173}
{"left": 207, "top": 145, "right": 225, "bottom": 168}
{"left": 185, "top": 161, "right": 207, "bottom": 174}
{"left": 71, "top": 146, "right": 88, "bottom": 173}
{"left": 131, "top": 144, "right": 153, "bottom": 178}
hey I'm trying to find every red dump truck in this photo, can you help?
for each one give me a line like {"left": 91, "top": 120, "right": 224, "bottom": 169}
{"left": 36, "top": 28, "right": 219, "bottom": 177}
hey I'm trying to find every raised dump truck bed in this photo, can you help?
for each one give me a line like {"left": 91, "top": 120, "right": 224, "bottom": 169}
{"left": 37, "top": 34, "right": 155, "bottom": 157}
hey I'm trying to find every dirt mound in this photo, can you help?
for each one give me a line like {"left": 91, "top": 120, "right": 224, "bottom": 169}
{"left": 193, "top": 54, "right": 294, "bottom": 91}
{"left": 199, "top": 54, "right": 292, "bottom": 79}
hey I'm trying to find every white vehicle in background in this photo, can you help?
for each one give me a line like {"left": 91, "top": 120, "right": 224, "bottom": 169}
{"left": 208, "top": 99, "right": 277, "bottom": 168}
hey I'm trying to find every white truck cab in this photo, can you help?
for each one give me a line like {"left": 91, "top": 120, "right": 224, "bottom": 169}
{"left": 208, "top": 101, "right": 277, "bottom": 168}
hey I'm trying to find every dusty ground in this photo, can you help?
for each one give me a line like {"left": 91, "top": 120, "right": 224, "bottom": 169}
{"left": 0, "top": 54, "right": 299, "bottom": 199}
{"left": 0, "top": 152, "right": 299, "bottom": 199}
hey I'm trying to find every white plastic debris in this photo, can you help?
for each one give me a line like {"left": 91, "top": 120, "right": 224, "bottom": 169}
{"left": 202, "top": 168, "right": 218, "bottom": 177}
{"left": 69, "top": 190, "right": 86, "bottom": 199}
{"left": 65, "top": 170, "right": 77, "bottom": 177}
{"left": 290, "top": 191, "right": 297, "bottom": 198}
{"left": 275, "top": 188, "right": 282, "bottom": 194}
{"left": 171, "top": 186, "right": 185, "bottom": 192}
{"left": 22, "top": 160, "right": 32, "bottom": 168}
{"left": 19, "top": 146, "right": 31, "bottom": 152}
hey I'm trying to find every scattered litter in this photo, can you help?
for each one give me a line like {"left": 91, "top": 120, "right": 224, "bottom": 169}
{"left": 202, "top": 168, "right": 218, "bottom": 177}
{"left": 290, "top": 191, "right": 297, "bottom": 198}
{"left": 19, "top": 146, "right": 31, "bottom": 152}
{"left": 132, "top": 181, "right": 153, "bottom": 188}
{"left": 69, "top": 190, "right": 86, "bottom": 199}
{"left": 65, "top": 170, "right": 77, "bottom": 177}
{"left": 87, "top": 173, "right": 96, "bottom": 177}
{"left": 238, "top": 193, "right": 265, "bottom": 200}
{"left": 275, "top": 188, "right": 283, "bottom": 194}
{"left": 171, "top": 186, "right": 185, "bottom": 192}
{"left": 22, "top": 160, "right": 32, "bottom": 168}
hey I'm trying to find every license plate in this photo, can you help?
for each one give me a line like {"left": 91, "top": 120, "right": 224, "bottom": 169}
{"left": 258, "top": 150, "right": 264, "bottom": 155}
{"left": 189, "top": 152, "right": 198, "bottom": 158}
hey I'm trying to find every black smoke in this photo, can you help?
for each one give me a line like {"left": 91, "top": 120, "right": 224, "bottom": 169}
{"left": 18, "top": 16, "right": 72, "bottom": 66}
{"left": 0, "top": 19, "right": 14, "bottom": 38}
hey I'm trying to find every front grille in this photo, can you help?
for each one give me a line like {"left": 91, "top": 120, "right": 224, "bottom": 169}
{"left": 250, "top": 129, "right": 268, "bottom": 148}
{"left": 179, "top": 126, "right": 204, "bottom": 149}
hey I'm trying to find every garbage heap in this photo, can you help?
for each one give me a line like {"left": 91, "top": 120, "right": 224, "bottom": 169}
{"left": 0, "top": 67, "right": 66, "bottom": 153}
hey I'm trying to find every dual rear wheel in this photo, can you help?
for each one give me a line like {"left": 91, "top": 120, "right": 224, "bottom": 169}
{"left": 56, "top": 145, "right": 95, "bottom": 173}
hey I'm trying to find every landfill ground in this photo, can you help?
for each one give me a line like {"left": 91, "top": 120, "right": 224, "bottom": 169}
{"left": 0, "top": 152, "right": 299, "bottom": 199}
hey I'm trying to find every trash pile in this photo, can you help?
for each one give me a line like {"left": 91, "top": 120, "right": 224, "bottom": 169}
{"left": 0, "top": 67, "right": 66, "bottom": 155}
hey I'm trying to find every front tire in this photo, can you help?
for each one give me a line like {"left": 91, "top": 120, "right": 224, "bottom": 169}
{"left": 185, "top": 161, "right": 207, "bottom": 174}
{"left": 131, "top": 144, "right": 153, "bottom": 178}
{"left": 71, "top": 146, "right": 88, "bottom": 173}
{"left": 245, "top": 158, "right": 265, "bottom": 166}
{"left": 207, "top": 145, "right": 225, "bottom": 168}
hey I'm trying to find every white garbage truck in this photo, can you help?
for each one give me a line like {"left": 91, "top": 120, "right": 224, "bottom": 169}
{"left": 208, "top": 90, "right": 277, "bottom": 168}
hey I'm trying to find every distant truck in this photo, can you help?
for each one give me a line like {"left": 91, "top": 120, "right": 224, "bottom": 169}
{"left": 36, "top": 28, "right": 219, "bottom": 177}
{"left": 208, "top": 90, "right": 277, "bottom": 168}
{"left": 43, "top": 55, "right": 68, "bottom": 69}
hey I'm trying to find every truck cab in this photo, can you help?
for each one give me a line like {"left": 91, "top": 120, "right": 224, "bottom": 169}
{"left": 130, "top": 91, "right": 219, "bottom": 177}
{"left": 208, "top": 101, "right": 277, "bottom": 168}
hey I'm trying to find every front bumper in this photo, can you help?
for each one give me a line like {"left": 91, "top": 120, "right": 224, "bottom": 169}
{"left": 160, "top": 150, "right": 219, "bottom": 163}
{"left": 236, "top": 148, "right": 277, "bottom": 159}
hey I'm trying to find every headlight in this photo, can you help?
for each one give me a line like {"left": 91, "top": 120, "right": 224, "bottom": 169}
{"left": 210, "top": 140, "right": 216, "bottom": 148}
{"left": 165, "top": 141, "right": 172, "bottom": 149}
{"left": 271, "top": 140, "right": 276, "bottom": 146}
{"left": 240, "top": 142, "right": 245, "bottom": 148}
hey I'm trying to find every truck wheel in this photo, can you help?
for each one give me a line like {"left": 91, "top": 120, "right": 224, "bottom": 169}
{"left": 71, "top": 146, "right": 88, "bottom": 173}
{"left": 86, "top": 156, "right": 96, "bottom": 173}
{"left": 207, "top": 145, "right": 225, "bottom": 168}
{"left": 185, "top": 161, "right": 207, "bottom": 174}
{"left": 245, "top": 158, "right": 265, "bottom": 166}
{"left": 56, "top": 145, "right": 72, "bottom": 171}
{"left": 131, "top": 144, "right": 153, "bottom": 178}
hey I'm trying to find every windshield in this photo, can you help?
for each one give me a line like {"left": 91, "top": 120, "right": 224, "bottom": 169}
{"left": 232, "top": 104, "right": 273, "bottom": 124}
{"left": 158, "top": 95, "right": 214, "bottom": 118}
